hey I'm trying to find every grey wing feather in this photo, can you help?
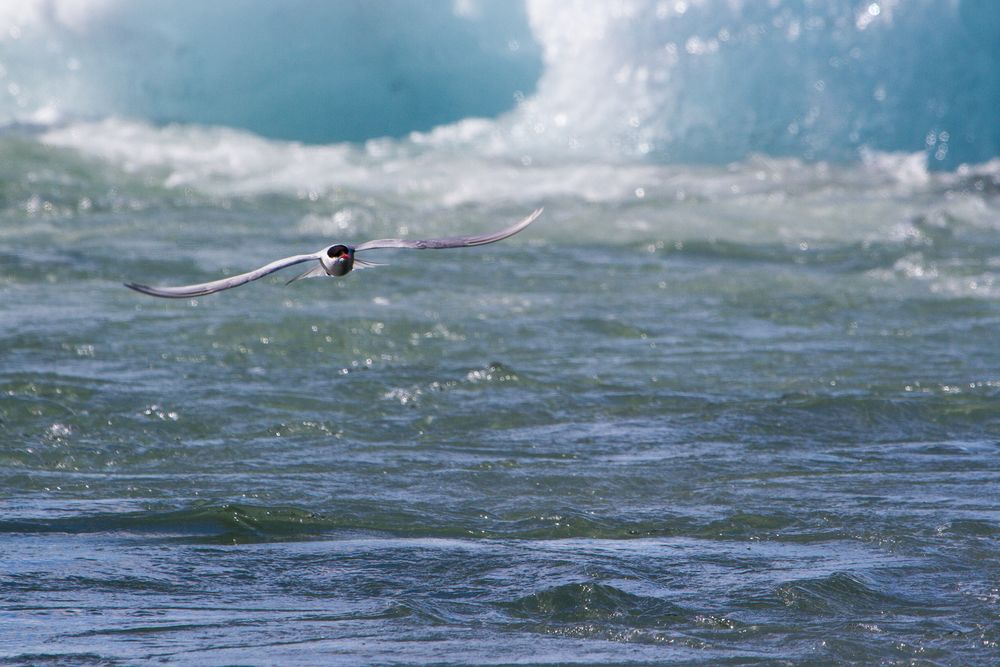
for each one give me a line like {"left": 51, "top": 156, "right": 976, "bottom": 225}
{"left": 354, "top": 207, "right": 542, "bottom": 252}
{"left": 125, "top": 252, "right": 321, "bottom": 299}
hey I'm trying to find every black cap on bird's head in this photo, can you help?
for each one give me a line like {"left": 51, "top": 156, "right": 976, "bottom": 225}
{"left": 322, "top": 244, "right": 355, "bottom": 276}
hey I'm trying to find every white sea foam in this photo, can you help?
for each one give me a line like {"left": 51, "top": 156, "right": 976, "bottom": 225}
{"left": 38, "top": 115, "right": 1000, "bottom": 254}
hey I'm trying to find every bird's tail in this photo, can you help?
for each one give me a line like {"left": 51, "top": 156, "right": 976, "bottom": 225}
{"left": 352, "top": 258, "right": 385, "bottom": 270}
{"left": 285, "top": 265, "right": 328, "bottom": 285}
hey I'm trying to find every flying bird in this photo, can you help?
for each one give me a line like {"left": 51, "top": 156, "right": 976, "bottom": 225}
{"left": 124, "top": 208, "right": 542, "bottom": 299}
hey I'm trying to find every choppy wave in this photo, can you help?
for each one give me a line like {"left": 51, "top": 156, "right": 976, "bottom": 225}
{"left": 503, "top": 582, "right": 688, "bottom": 630}
{"left": 774, "top": 572, "right": 912, "bottom": 616}
{"left": 0, "top": 502, "right": 788, "bottom": 542}
{"left": 3, "top": 115, "right": 996, "bottom": 307}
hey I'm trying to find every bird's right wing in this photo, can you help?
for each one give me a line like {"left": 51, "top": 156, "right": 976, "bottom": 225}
{"left": 354, "top": 208, "right": 542, "bottom": 252}
{"left": 125, "top": 252, "right": 322, "bottom": 299}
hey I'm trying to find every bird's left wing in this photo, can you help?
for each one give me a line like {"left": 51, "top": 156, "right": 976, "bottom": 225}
{"left": 125, "top": 252, "right": 322, "bottom": 299}
{"left": 354, "top": 208, "right": 542, "bottom": 252}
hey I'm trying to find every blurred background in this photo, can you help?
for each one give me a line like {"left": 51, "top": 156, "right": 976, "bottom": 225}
{"left": 2, "top": 0, "right": 998, "bottom": 167}
{"left": 3, "top": 1, "right": 1000, "bottom": 664}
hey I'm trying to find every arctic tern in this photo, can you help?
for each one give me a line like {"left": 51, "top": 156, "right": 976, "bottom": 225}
{"left": 124, "top": 208, "right": 542, "bottom": 298}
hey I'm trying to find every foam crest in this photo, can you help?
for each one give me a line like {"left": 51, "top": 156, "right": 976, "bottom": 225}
{"left": 41, "top": 116, "right": 1000, "bottom": 214}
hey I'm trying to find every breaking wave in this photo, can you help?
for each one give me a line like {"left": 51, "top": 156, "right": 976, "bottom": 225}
{"left": 1, "top": 0, "right": 998, "bottom": 167}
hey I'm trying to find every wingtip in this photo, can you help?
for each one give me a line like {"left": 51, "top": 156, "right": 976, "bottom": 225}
{"left": 520, "top": 207, "right": 544, "bottom": 227}
{"left": 123, "top": 281, "right": 187, "bottom": 299}
{"left": 123, "top": 282, "right": 158, "bottom": 297}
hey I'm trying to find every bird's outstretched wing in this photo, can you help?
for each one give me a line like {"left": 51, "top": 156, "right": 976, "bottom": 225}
{"left": 354, "top": 208, "right": 542, "bottom": 252}
{"left": 125, "top": 252, "right": 321, "bottom": 299}
{"left": 125, "top": 208, "right": 542, "bottom": 299}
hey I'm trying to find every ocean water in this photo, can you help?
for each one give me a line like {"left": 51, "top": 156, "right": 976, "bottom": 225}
{"left": 3, "top": 1, "right": 1000, "bottom": 665}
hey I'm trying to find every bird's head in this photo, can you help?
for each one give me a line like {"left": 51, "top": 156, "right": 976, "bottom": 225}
{"left": 321, "top": 244, "right": 355, "bottom": 276}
